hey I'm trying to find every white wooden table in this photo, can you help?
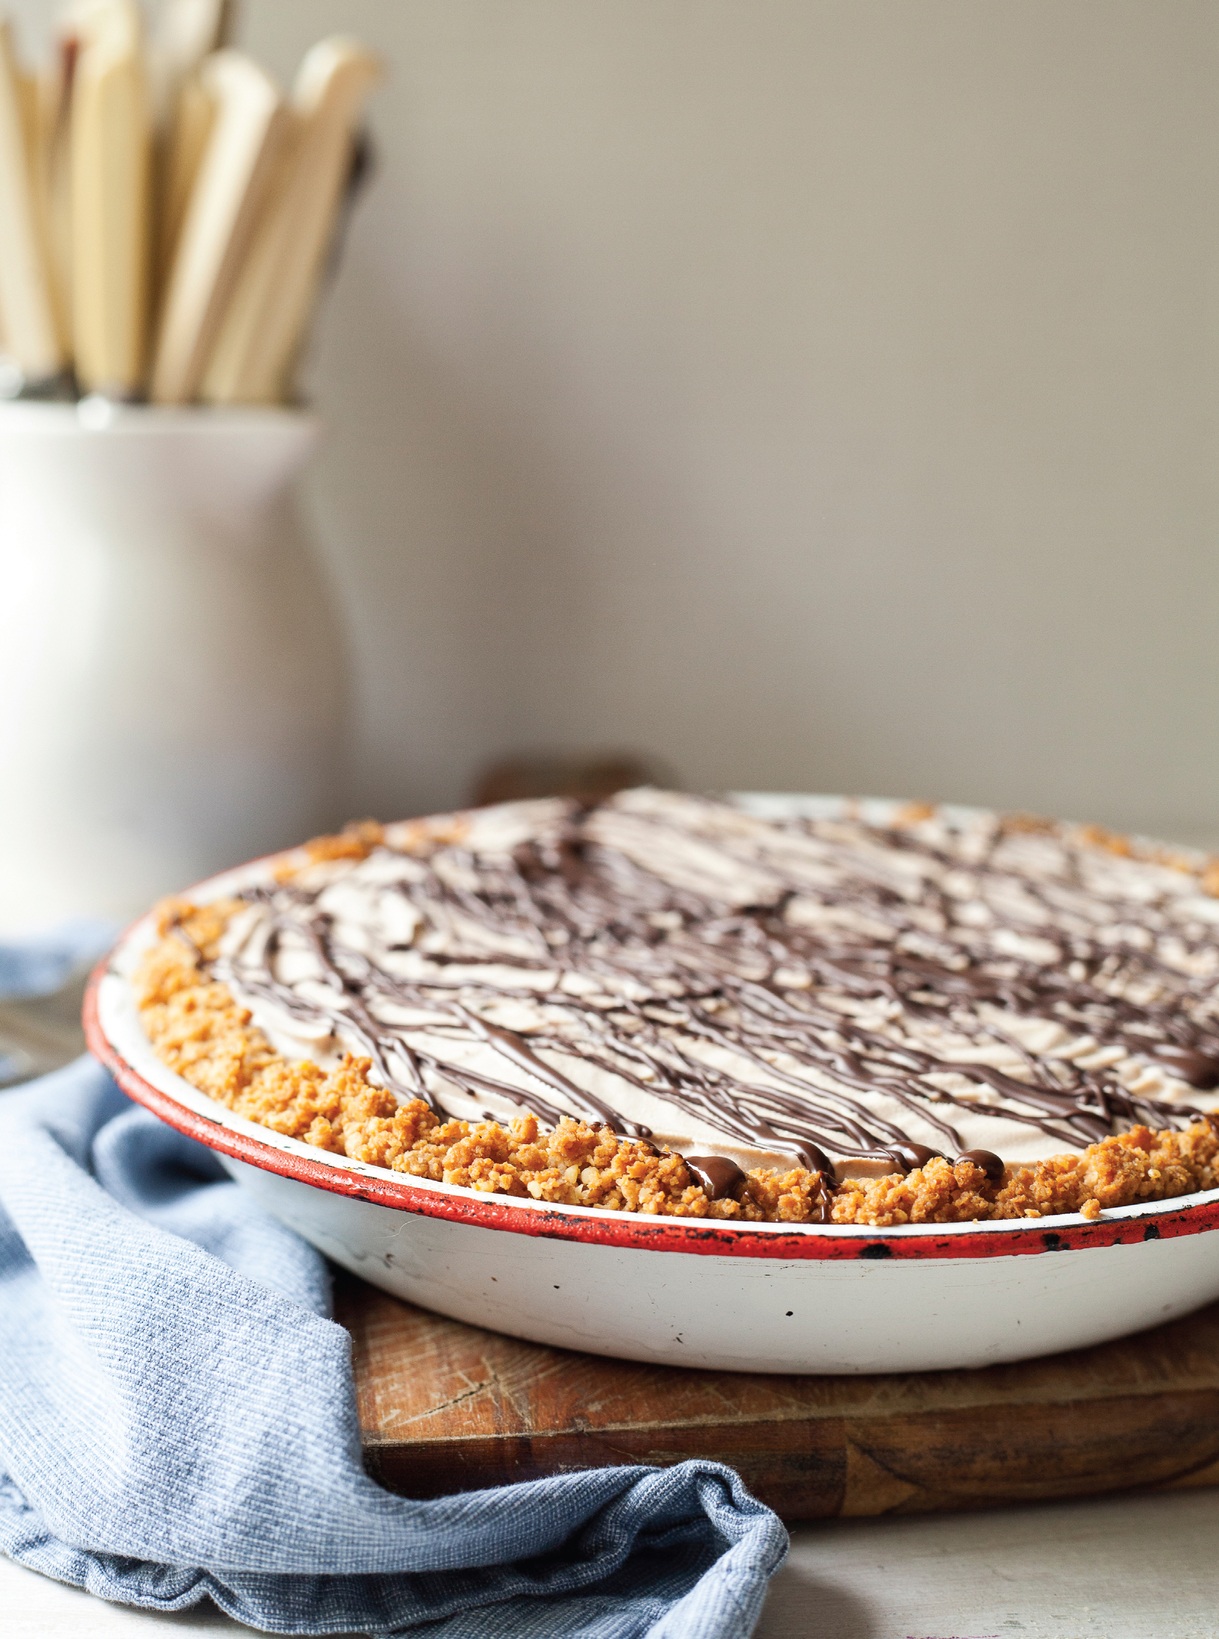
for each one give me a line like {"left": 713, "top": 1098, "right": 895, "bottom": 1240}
{"left": 6, "top": 1487, "right": 1219, "bottom": 1638}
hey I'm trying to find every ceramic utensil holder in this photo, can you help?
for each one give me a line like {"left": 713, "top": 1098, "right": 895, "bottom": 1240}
{"left": 0, "top": 401, "right": 345, "bottom": 932}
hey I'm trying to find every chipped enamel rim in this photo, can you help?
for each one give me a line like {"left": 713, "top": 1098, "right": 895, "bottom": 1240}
{"left": 84, "top": 796, "right": 1219, "bottom": 1263}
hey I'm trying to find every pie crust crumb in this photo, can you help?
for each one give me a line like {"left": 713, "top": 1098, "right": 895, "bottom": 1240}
{"left": 131, "top": 898, "right": 1219, "bottom": 1227}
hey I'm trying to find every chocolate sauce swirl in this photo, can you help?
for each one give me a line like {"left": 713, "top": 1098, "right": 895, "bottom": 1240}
{"left": 210, "top": 791, "right": 1219, "bottom": 1176}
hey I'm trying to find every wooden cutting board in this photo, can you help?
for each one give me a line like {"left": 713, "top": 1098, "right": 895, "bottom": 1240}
{"left": 334, "top": 1273, "right": 1219, "bottom": 1521}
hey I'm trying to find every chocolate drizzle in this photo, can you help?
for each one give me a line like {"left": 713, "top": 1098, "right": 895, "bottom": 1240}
{"left": 684, "top": 1155, "right": 748, "bottom": 1200}
{"left": 210, "top": 792, "right": 1219, "bottom": 1179}
{"left": 1150, "top": 1045, "right": 1219, "bottom": 1090}
{"left": 958, "top": 1148, "right": 1006, "bottom": 1184}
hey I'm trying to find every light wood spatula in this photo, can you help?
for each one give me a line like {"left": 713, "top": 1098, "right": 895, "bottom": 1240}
{"left": 69, "top": 0, "right": 151, "bottom": 396}
{"left": 200, "top": 37, "right": 382, "bottom": 405}
{"left": 0, "top": 21, "right": 63, "bottom": 382}
{"left": 152, "top": 0, "right": 235, "bottom": 286}
{"left": 150, "top": 49, "right": 285, "bottom": 404}
{"left": 29, "top": 34, "right": 79, "bottom": 363}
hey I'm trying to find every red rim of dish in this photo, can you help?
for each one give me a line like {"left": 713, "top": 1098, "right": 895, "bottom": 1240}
{"left": 84, "top": 955, "right": 1219, "bottom": 1264}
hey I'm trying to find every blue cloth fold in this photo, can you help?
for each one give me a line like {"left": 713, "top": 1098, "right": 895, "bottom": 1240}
{"left": 0, "top": 918, "right": 115, "bottom": 999}
{"left": 0, "top": 935, "right": 787, "bottom": 1637}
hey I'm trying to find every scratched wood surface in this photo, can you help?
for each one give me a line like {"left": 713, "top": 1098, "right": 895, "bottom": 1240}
{"left": 333, "top": 1274, "right": 1219, "bottom": 1520}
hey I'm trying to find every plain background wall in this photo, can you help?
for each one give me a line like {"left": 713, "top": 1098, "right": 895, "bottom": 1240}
{"left": 12, "top": 2, "right": 1219, "bottom": 840}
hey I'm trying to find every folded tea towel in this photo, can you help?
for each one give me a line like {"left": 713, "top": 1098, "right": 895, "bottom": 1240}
{"left": 0, "top": 934, "right": 788, "bottom": 1638}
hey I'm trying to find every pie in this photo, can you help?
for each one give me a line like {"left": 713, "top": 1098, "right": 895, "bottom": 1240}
{"left": 134, "top": 790, "right": 1219, "bottom": 1225}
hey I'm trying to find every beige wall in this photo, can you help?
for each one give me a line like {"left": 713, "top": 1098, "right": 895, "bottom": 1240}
{"left": 15, "top": 2, "right": 1219, "bottom": 837}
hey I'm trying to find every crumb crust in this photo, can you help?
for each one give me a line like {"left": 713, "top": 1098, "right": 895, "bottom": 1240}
{"left": 130, "top": 890, "right": 1219, "bottom": 1228}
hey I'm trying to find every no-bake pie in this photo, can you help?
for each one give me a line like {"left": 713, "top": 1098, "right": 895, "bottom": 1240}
{"left": 133, "top": 789, "right": 1219, "bottom": 1226}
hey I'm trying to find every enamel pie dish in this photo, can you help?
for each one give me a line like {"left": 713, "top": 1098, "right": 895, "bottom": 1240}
{"left": 85, "top": 796, "right": 1219, "bottom": 1375}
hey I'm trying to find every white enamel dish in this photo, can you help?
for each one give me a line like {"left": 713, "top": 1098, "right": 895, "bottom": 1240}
{"left": 85, "top": 796, "right": 1219, "bottom": 1374}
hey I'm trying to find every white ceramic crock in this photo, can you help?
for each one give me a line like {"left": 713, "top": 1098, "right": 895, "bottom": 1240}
{"left": 86, "top": 797, "right": 1219, "bottom": 1376}
{"left": 0, "top": 400, "right": 345, "bottom": 933}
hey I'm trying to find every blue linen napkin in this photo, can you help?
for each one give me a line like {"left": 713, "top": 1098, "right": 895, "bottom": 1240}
{"left": 0, "top": 933, "right": 788, "bottom": 1637}
{"left": 0, "top": 918, "right": 115, "bottom": 1001}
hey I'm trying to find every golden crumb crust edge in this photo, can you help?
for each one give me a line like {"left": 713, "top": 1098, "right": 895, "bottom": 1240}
{"left": 130, "top": 871, "right": 1219, "bottom": 1229}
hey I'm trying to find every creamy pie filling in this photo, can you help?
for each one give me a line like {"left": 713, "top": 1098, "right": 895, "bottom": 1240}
{"left": 212, "top": 790, "right": 1219, "bottom": 1167}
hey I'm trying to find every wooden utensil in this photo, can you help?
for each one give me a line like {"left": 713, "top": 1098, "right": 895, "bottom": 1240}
{"left": 148, "top": 0, "right": 234, "bottom": 124}
{"left": 0, "top": 22, "right": 62, "bottom": 382}
{"left": 156, "top": 71, "right": 214, "bottom": 290}
{"left": 150, "top": 50, "right": 285, "bottom": 404}
{"left": 29, "top": 36, "right": 78, "bottom": 362}
{"left": 70, "top": 0, "right": 151, "bottom": 396}
{"left": 151, "top": 0, "right": 235, "bottom": 286}
{"left": 200, "top": 36, "right": 382, "bottom": 405}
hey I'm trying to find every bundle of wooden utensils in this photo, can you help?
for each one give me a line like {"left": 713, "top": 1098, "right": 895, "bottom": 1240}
{"left": 0, "top": 0, "right": 381, "bottom": 404}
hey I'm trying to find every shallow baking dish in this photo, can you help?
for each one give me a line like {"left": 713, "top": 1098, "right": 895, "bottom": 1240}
{"left": 85, "top": 798, "right": 1219, "bottom": 1375}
